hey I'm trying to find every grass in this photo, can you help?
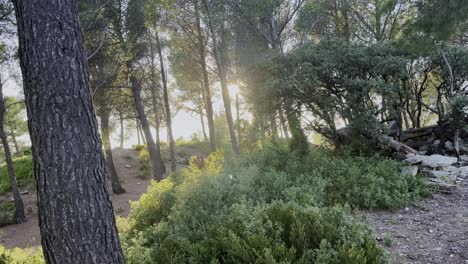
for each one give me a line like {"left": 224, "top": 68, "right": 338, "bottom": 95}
{"left": 0, "top": 156, "right": 34, "bottom": 194}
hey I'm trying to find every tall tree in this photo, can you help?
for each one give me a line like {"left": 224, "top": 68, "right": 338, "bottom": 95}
{"left": 13, "top": 0, "right": 125, "bottom": 262}
{"left": 0, "top": 77, "right": 26, "bottom": 224}
{"left": 202, "top": 0, "right": 240, "bottom": 155}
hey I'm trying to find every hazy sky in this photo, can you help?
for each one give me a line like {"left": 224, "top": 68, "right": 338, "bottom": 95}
{"left": 4, "top": 76, "right": 241, "bottom": 148}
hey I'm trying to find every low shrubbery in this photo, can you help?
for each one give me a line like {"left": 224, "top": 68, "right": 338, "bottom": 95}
{"left": 121, "top": 146, "right": 428, "bottom": 263}
{"left": 0, "top": 156, "right": 34, "bottom": 194}
{"left": 2, "top": 145, "right": 429, "bottom": 263}
{"left": 0, "top": 246, "right": 44, "bottom": 264}
{"left": 0, "top": 202, "right": 16, "bottom": 227}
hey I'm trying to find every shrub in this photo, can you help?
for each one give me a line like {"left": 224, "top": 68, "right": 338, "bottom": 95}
{"left": 122, "top": 148, "right": 394, "bottom": 263}
{"left": 0, "top": 156, "right": 34, "bottom": 194}
{"left": 0, "top": 202, "right": 16, "bottom": 227}
{"left": 0, "top": 246, "right": 44, "bottom": 264}
{"left": 137, "top": 147, "right": 151, "bottom": 179}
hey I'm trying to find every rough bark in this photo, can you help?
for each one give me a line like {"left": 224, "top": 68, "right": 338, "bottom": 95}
{"left": 13, "top": 1, "right": 125, "bottom": 262}
{"left": 155, "top": 33, "right": 177, "bottom": 172}
{"left": 203, "top": 0, "right": 240, "bottom": 155}
{"left": 195, "top": 0, "right": 216, "bottom": 152}
{"left": 0, "top": 83, "right": 26, "bottom": 224}
{"left": 130, "top": 75, "right": 166, "bottom": 181}
{"left": 100, "top": 110, "right": 126, "bottom": 194}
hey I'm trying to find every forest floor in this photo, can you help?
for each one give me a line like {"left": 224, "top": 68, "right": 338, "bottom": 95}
{"left": 366, "top": 175, "right": 468, "bottom": 264}
{"left": 0, "top": 147, "right": 202, "bottom": 249}
{"left": 1, "top": 149, "right": 467, "bottom": 264}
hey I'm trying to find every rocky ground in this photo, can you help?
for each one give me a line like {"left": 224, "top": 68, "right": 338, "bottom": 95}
{"left": 367, "top": 154, "right": 468, "bottom": 264}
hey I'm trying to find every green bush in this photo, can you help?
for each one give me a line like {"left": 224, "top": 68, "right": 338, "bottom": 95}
{"left": 137, "top": 147, "right": 151, "bottom": 179}
{"left": 0, "top": 246, "right": 44, "bottom": 264}
{"left": 121, "top": 147, "right": 400, "bottom": 263}
{"left": 0, "top": 202, "right": 16, "bottom": 227}
{"left": 0, "top": 156, "right": 34, "bottom": 194}
{"left": 245, "top": 145, "right": 429, "bottom": 209}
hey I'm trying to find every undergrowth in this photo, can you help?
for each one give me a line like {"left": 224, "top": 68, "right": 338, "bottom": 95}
{"left": 0, "top": 156, "right": 34, "bottom": 194}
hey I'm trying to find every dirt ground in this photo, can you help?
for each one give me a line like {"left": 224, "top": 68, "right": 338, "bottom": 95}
{"left": 366, "top": 175, "right": 468, "bottom": 264}
{"left": 0, "top": 149, "right": 153, "bottom": 248}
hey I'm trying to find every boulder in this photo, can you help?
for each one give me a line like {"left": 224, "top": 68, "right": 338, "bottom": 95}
{"left": 444, "top": 141, "right": 454, "bottom": 151}
{"left": 405, "top": 153, "right": 428, "bottom": 164}
{"left": 401, "top": 166, "right": 419, "bottom": 177}
{"left": 458, "top": 166, "right": 468, "bottom": 178}
{"left": 421, "top": 155, "right": 458, "bottom": 168}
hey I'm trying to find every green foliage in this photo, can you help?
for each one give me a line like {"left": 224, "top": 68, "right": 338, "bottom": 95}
{"left": 0, "top": 156, "right": 34, "bottom": 194}
{"left": 0, "top": 246, "right": 44, "bottom": 264}
{"left": 137, "top": 146, "right": 151, "bottom": 179}
{"left": 0, "top": 202, "right": 15, "bottom": 227}
{"left": 118, "top": 145, "right": 431, "bottom": 263}
{"left": 448, "top": 95, "right": 468, "bottom": 130}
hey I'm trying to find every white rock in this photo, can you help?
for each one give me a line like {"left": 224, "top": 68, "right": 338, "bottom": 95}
{"left": 458, "top": 166, "right": 468, "bottom": 178}
{"left": 428, "top": 170, "right": 451, "bottom": 178}
{"left": 405, "top": 153, "right": 428, "bottom": 164}
{"left": 444, "top": 141, "right": 454, "bottom": 151}
{"left": 125, "top": 164, "right": 132, "bottom": 168}
{"left": 401, "top": 166, "right": 419, "bottom": 177}
{"left": 421, "top": 155, "right": 458, "bottom": 168}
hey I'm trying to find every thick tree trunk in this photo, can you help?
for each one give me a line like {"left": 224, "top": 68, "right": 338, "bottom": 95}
{"left": 155, "top": 33, "right": 177, "bottom": 172}
{"left": 13, "top": 1, "right": 125, "bottom": 262}
{"left": 100, "top": 110, "right": 126, "bottom": 194}
{"left": 130, "top": 75, "right": 166, "bottom": 181}
{"left": 136, "top": 119, "right": 141, "bottom": 145}
{"left": 0, "top": 84, "right": 26, "bottom": 224}
{"left": 195, "top": 0, "right": 216, "bottom": 152}
{"left": 203, "top": 0, "right": 240, "bottom": 155}
{"left": 119, "top": 111, "right": 124, "bottom": 148}
{"left": 138, "top": 120, "right": 147, "bottom": 145}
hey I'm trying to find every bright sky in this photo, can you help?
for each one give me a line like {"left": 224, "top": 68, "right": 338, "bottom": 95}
{"left": 5, "top": 78, "right": 242, "bottom": 148}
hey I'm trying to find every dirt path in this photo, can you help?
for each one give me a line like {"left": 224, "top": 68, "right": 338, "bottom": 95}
{"left": 366, "top": 175, "right": 468, "bottom": 263}
{"left": 0, "top": 149, "right": 152, "bottom": 248}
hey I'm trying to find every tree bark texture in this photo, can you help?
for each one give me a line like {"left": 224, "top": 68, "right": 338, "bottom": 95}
{"left": 14, "top": 1, "right": 126, "bottom": 263}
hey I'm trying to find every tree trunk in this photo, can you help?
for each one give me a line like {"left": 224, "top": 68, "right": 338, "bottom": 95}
{"left": 148, "top": 40, "right": 166, "bottom": 174}
{"left": 278, "top": 109, "right": 290, "bottom": 142}
{"left": 100, "top": 110, "right": 126, "bottom": 194}
{"left": 203, "top": 0, "right": 240, "bottom": 155}
{"left": 236, "top": 94, "right": 241, "bottom": 143}
{"left": 136, "top": 118, "right": 141, "bottom": 145}
{"left": 137, "top": 120, "right": 147, "bottom": 145}
{"left": 130, "top": 75, "right": 166, "bottom": 181}
{"left": 0, "top": 83, "right": 26, "bottom": 224}
{"left": 13, "top": 1, "right": 125, "bottom": 262}
{"left": 195, "top": 0, "right": 216, "bottom": 152}
{"left": 119, "top": 111, "right": 124, "bottom": 148}
{"left": 199, "top": 106, "right": 208, "bottom": 141}
{"left": 155, "top": 33, "right": 176, "bottom": 172}
{"left": 9, "top": 132, "right": 20, "bottom": 155}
